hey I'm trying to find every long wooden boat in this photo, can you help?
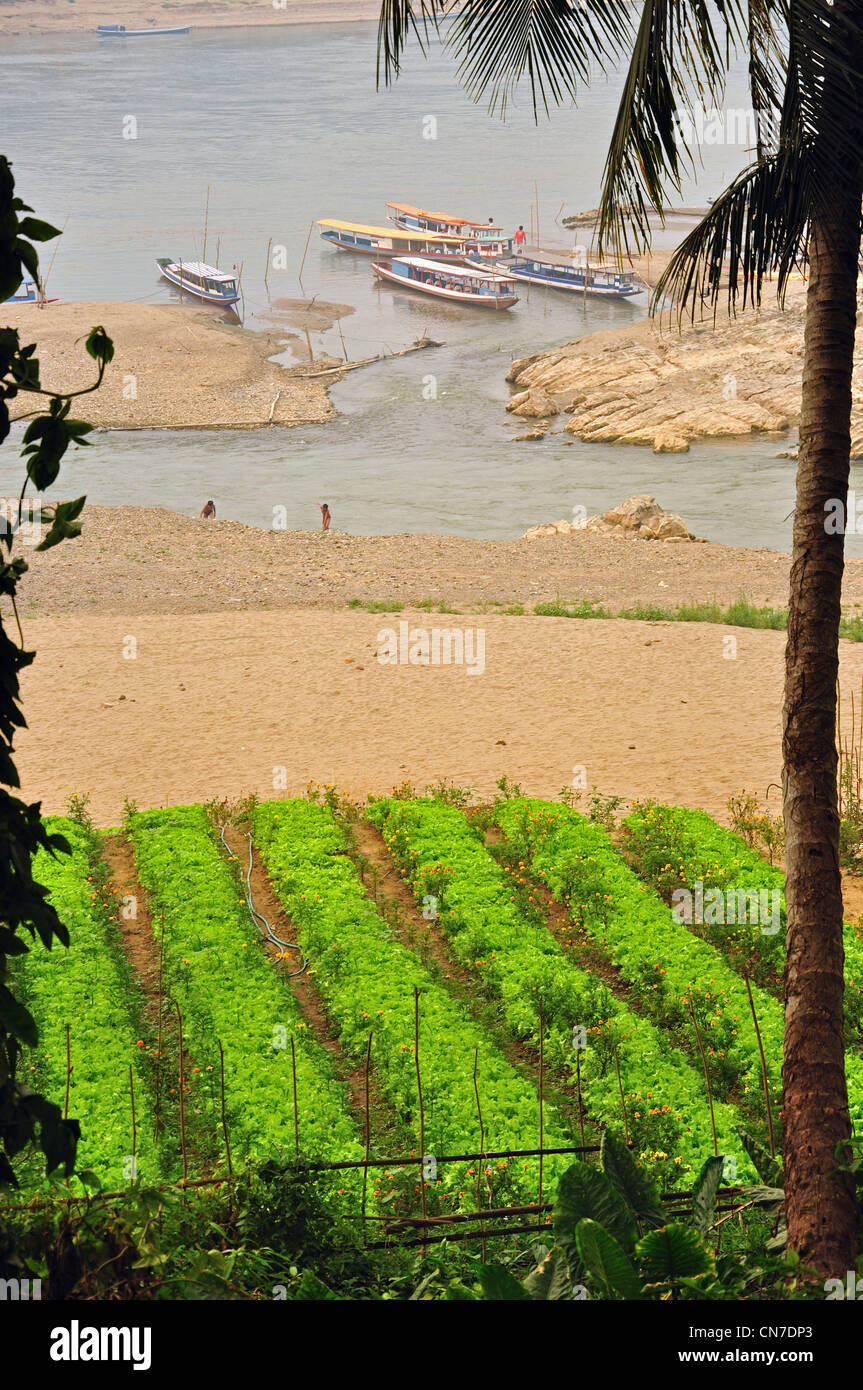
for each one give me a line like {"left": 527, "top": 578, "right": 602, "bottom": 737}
{"left": 156, "top": 258, "right": 240, "bottom": 305}
{"left": 495, "top": 250, "right": 643, "bottom": 299}
{"left": 372, "top": 256, "right": 519, "bottom": 309}
{"left": 318, "top": 219, "right": 470, "bottom": 261}
{"left": 96, "top": 24, "right": 192, "bottom": 36}
{"left": 387, "top": 202, "right": 513, "bottom": 258}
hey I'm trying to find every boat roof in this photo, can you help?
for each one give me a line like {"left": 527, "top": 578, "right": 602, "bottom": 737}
{"left": 387, "top": 202, "right": 503, "bottom": 232}
{"left": 512, "top": 247, "right": 633, "bottom": 272}
{"left": 318, "top": 218, "right": 463, "bottom": 244}
{"left": 393, "top": 256, "right": 515, "bottom": 283}
{"left": 169, "top": 260, "right": 236, "bottom": 281}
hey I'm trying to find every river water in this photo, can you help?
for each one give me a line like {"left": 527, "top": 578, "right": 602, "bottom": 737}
{"left": 2, "top": 21, "right": 856, "bottom": 551}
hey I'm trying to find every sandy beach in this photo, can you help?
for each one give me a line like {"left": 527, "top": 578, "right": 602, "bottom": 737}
{"left": 6, "top": 502, "right": 863, "bottom": 831}
{"left": 0, "top": 0, "right": 381, "bottom": 37}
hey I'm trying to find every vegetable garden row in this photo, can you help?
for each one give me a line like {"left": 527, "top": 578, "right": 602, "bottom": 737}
{"left": 13, "top": 794, "right": 862, "bottom": 1222}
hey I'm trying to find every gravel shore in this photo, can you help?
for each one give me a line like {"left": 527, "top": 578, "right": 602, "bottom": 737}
{"left": 14, "top": 504, "right": 863, "bottom": 618}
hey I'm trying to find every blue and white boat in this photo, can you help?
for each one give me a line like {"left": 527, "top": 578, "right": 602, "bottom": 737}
{"left": 97, "top": 24, "right": 191, "bottom": 37}
{"left": 372, "top": 255, "right": 519, "bottom": 309}
{"left": 4, "top": 278, "right": 57, "bottom": 305}
{"left": 493, "top": 251, "right": 643, "bottom": 299}
{"left": 156, "top": 258, "right": 240, "bottom": 306}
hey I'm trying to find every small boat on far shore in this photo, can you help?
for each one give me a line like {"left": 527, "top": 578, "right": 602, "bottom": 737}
{"left": 96, "top": 24, "right": 192, "bottom": 37}
{"left": 4, "top": 278, "right": 58, "bottom": 305}
{"left": 372, "top": 256, "right": 519, "bottom": 309}
{"left": 496, "top": 249, "right": 643, "bottom": 299}
{"left": 156, "top": 258, "right": 240, "bottom": 305}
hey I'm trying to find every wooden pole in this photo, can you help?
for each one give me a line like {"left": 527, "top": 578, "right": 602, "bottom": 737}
{"left": 361, "top": 1030, "right": 372, "bottom": 1232}
{"left": 472, "top": 1048, "right": 487, "bottom": 1262}
{"left": 744, "top": 976, "right": 776, "bottom": 1158}
{"left": 290, "top": 1034, "right": 299, "bottom": 1160}
{"left": 154, "top": 908, "right": 165, "bottom": 1142}
{"left": 576, "top": 1047, "right": 586, "bottom": 1147}
{"left": 64, "top": 1023, "right": 72, "bottom": 1120}
{"left": 613, "top": 1041, "right": 630, "bottom": 1143}
{"left": 264, "top": 236, "right": 272, "bottom": 295}
{"left": 202, "top": 185, "right": 210, "bottom": 264}
{"left": 414, "top": 987, "right": 427, "bottom": 1246}
{"left": 538, "top": 997, "right": 544, "bottom": 1225}
{"left": 175, "top": 1003, "right": 188, "bottom": 1184}
{"left": 303, "top": 327, "right": 314, "bottom": 363}
{"left": 218, "top": 1038, "right": 233, "bottom": 1181}
{"left": 298, "top": 220, "right": 314, "bottom": 287}
{"left": 129, "top": 1064, "right": 137, "bottom": 1183}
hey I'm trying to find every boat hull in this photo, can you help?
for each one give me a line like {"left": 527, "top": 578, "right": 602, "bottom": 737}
{"left": 97, "top": 25, "right": 191, "bottom": 36}
{"left": 372, "top": 260, "right": 518, "bottom": 309}
{"left": 156, "top": 260, "right": 240, "bottom": 306}
{"left": 492, "top": 260, "right": 642, "bottom": 298}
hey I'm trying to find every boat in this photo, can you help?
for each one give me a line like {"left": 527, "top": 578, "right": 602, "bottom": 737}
{"left": 386, "top": 202, "right": 514, "bottom": 259}
{"left": 495, "top": 250, "right": 643, "bottom": 298}
{"left": 372, "top": 256, "right": 519, "bottom": 309}
{"left": 4, "top": 278, "right": 57, "bottom": 305}
{"left": 96, "top": 24, "right": 192, "bottom": 36}
{"left": 156, "top": 258, "right": 240, "bottom": 305}
{"left": 317, "top": 219, "right": 470, "bottom": 261}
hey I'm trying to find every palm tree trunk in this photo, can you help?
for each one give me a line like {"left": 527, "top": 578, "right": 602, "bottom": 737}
{"left": 783, "top": 183, "right": 861, "bottom": 1275}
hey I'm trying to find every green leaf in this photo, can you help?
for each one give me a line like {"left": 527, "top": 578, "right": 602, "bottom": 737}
{"left": 293, "top": 1269, "right": 340, "bottom": 1300}
{"left": 575, "top": 1218, "right": 643, "bottom": 1300}
{"left": 636, "top": 1223, "right": 714, "bottom": 1282}
{"left": 84, "top": 325, "right": 114, "bottom": 365}
{"left": 522, "top": 1245, "right": 574, "bottom": 1300}
{"left": 691, "top": 1155, "right": 726, "bottom": 1234}
{"left": 601, "top": 1130, "right": 665, "bottom": 1229}
{"left": 477, "top": 1261, "right": 532, "bottom": 1301}
{"left": 16, "top": 216, "right": 60, "bottom": 243}
{"left": 554, "top": 1160, "right": 639, "bottom": 1265}
{"left": 0, "top": 983, "right": 38, "bottom": 1045}
{"left": 740, "top": 1129, "right": 783, "bottom": 1188}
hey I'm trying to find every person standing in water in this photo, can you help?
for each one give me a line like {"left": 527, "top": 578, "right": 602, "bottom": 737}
{"left": 200, "top": 499, "right": 216, "bottom": 519}
{"left": 515, "top": 225, "right": 526, "bottom": 247}
{"left": 319, "top": 501, "right": 331, "bottom": 533}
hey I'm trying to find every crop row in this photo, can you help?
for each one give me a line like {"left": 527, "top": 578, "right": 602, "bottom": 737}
{"left": 495, "top": 800, "right": 863, "bottom": 1137}
{"left": 623, "top": 803, "right": 863, "bottom": 1036}
{"left": 129, "top": 806, "right": 365, "bottom": 1192}
{"left": 18, "top": 819, "right": 157, "bottom": 1189}
{"left": 251, "top": 798, "right": 575, "bottom": 1207}
{"left": 370, "top": 798, "right": 746, "bottom": 1183}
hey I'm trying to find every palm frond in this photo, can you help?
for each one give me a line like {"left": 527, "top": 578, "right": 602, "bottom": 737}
{"left": 785, "top": 0, "right": 863, "bottom": 205}
{"left": 445, "top": 0, "right": 634, "bottom": 117}
{"left": 596, "top": 0, "right": 749, "bottom": 258}
{"left": 654, "top": 148, "right": 814, "bottom": 320}
{"left": 746, "top": 0, "right": 787, "bottom": 159}
{"left": 376, "top": 0, "right": 448, "bottom": 87}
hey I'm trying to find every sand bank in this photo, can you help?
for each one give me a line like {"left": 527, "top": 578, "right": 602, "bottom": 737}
{"left": 15, "top": 608, "right": 811, "bottom": 827}
{"left": 4, "top": 301, "right": 338, "bottom": 429}
{"left": 0, "top": 0, "right": 380, "bottom": 38}
{"left": 14, "top": 504, "right": 862, "bottom": 619}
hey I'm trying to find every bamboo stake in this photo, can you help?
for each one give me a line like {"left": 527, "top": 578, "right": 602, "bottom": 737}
{"left": 576, "top": 1048, "right": 586, "bottom": 1148}
{"left": 472, "top": 1048, "right": 487, "bottom": 1262}
{"left": 129, "top": 1065, "right": 137, "bottom": 1184}
{"left": 414, "top": 987, "right": 427, "bottom": 1248}
{"left": 175, "top": 1003, "right": 188, "bottom": 1184}
{"left": 154, "top": 909, "right": 165, "bottom": 1142}
{"left": 298, "top": 220, "right": 314, "bottom": 287}
{"left": 361, "top": 1030, "right": 372, "bottom": 1232}
{"left": 264, "top": 235, "right": 272, "bottom": 294}
{"left": 688, "top": 1001, "right": 718, "bottom": 1156}
{"left": 218, "top": 1038, "right": 233, "bottom": 1181}
{"left": 290, "top": 1034, "right": 299, "bottom": 1160}
{"left": 202, "top": 185, "right": 210, "bottom": 264}
{"left": 613, "top": 1041, "right": 630, "bottom": 1143}
{"left": 744, "top": 975, "right": 776, "bottom": 1158}
{"left": 303, "top": 327, "right": 314, "bottom": 363}
{"left": 538, "top": 997, "right": 544, "bottom": 1224}
{"left": 64, "top": 1023, "right": 72, "bottom": 1119}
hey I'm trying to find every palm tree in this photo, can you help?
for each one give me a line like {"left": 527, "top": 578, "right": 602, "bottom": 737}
{"left": 377, "top": 0, "right": 863, "bottom": 1276}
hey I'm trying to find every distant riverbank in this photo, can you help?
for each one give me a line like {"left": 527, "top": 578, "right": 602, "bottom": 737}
{"left": 0, "top": 1, "right": 380, "bottom": 38}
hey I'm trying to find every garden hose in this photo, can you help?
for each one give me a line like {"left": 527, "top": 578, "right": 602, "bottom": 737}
{"left": 220, "top": 825, "right": 307, "bottom": 978}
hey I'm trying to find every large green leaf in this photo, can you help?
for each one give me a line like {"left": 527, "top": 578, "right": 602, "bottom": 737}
{"left": 575, "top": 1218, "right": 643, "bottom": 1300}
{"left": 601, "top": 1130, "right": 665, "bottom": 1229}
{"left": 522, "top": 1246, "right": 575, "bottom": 1301}
{"left": 741, "top": 1129, "right": 783, "bottom": 1188}
{"left": 554, "top": 1160, "right": 639, "bottom": 1272}
{"left": 691, "top": 1155, "right": 726, "bottom": 1235}
{"left": 636, "top": 1223, "right": 714, "bottom": 1282}
{"left": 477, "top": 1262, "right": 532, "bottom": 1301}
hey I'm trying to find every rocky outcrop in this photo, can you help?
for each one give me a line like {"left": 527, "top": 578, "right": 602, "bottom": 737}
{"left": 505, "top": 282, "right": 853, "bottom": 452}
{"left": 506, "top": 386, "right": 561, "bottom": 419}
{"left": 523, "top": 496, "right": 698, "bottom": 542}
